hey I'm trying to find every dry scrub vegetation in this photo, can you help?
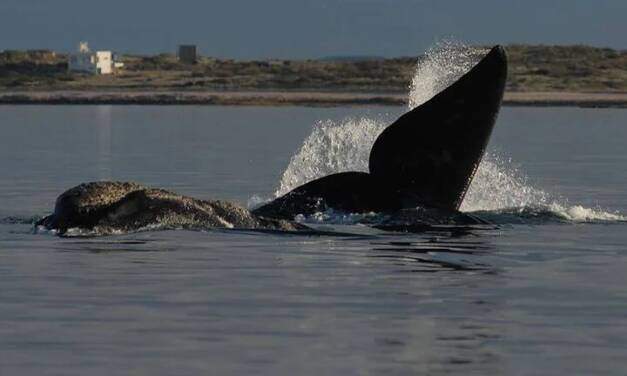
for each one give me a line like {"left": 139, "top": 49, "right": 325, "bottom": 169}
{"left": 1, "top": 45, "right": 624, "bottom": 93}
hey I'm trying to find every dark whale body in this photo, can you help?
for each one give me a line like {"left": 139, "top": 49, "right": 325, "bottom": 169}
{"left": 37, "top": 46, "right": 507, "bottom": 235}
{"left": 253, "top": 45, "right": 507, "bottom": 219}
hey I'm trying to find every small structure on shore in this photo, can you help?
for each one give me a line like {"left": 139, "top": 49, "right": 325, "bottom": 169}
{"left": 68, "top": 42, "right": 124, "bottom": 75}
{"left": 178, "top": 45, "right": 198, "bottom": 64}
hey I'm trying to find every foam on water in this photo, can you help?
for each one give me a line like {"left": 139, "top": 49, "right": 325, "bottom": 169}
{"left": 274, "top": 40, "right": 625, "bottom": 224}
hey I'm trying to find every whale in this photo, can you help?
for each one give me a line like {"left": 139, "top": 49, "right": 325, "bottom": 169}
{"left": 36, "top": 181, "right": 307, "bottom": 235}
{"left": 252, "top": 45, "right": 507, "bottom": 219}
{"left": 37, "top": 45, "right": 507, "bottom": 236}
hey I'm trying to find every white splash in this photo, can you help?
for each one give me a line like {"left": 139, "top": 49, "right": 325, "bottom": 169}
{"left": 247, "top": 194, "right": 271, "bottom": 210}
{"left": 551, "top": 203, "right": 625, "bottom": 222}
{"left": 294, "top": 209, "right": 382, "bottom": 225}
{"left": 276, "top": 41, "right": 485, "bottom": 198}
{"left": 461, "top": 153, "right": 551, "bottom": 212}
{"left": 408, "top": 40, "right": 485, "bottom": 109}
{"left": 272, "top": 40, "right": 625, "bottom": 224}
{"left": 275, "top": 117, "right": 387, "bottom": 197}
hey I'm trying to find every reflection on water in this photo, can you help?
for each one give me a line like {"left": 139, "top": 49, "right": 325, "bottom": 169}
{"left": 1, "top": 106, "right": 627, "bottom": 375}
{"left": 369, "top": 232, "right": 495, "bottom": 272}
{"left": 96, "top": 106, "right": 112, "bottom": 181}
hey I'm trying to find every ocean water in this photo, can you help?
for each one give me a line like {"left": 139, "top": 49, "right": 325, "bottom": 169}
{"left": 1, "top": 105, "right": 627, "bottom": 376}
{"left": 2, "top": 42, "right": 627, "bottom": 374}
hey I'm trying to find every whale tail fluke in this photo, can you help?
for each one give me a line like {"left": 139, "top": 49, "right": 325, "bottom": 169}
{"left": 253, "top": 45, "right": 508, "bottom": 220}
{"left": 368, "top": 45, "right": 507, "bottom": 210}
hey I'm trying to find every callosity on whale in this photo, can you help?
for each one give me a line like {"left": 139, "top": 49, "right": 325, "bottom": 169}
{"left": 37, "top": 45, "right": 507, "bottom": 235}
{"left": 36, "top": 182, "right": 305, "bottom": 235}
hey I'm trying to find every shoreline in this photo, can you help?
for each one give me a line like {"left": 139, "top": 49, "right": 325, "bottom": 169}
{"left": 0, "top": 90, "right": 626, "bottom": 108}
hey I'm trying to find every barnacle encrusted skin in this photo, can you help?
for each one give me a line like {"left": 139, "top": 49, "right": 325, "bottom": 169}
{"left": 39, "top": 181, "right": 304, "bottom": 235}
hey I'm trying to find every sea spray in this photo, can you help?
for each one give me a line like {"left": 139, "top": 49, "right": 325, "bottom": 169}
{"left": 271, "top": 41, "right": 625, "bottom": 223}
{"left": 408, "top": 40, "right": 485, "bottom": 109}
{"left": 461, "top": 153, "right": 551, "bottom": 212}
{"left": 275, "top": 117, "right": 387, "bottom": 197}
{"left": 276, "top": 40, "right": 490, "bottom": 201}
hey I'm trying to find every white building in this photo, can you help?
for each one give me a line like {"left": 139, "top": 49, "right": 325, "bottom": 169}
{"left": 68, "top": 42, "right": 123, "bottom": 75}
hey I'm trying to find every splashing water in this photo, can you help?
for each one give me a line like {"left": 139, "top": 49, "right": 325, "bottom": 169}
{"left": 273, "top": 41, "right": 625, "bottom": 223}
{"left": 461, "top": 153, "right": 551, "bottom": 212}
{"left": 408, "top": 40, "right": 486, "bottom": 109}
{"left": 275, "top": 117, "right": 387, "bottom": 197}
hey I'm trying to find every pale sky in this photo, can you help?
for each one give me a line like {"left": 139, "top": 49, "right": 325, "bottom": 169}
{"left": 0, "top": 0, "right": 624, "bottom": 59}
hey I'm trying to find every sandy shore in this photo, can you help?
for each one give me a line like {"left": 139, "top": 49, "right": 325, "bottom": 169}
{"left": 0, "top": 90, "right": 625, "bottom": 108}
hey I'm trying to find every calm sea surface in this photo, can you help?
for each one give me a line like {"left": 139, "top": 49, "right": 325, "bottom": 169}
{"left": 1, "top": 105, "right": 626, "bottom": 375}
